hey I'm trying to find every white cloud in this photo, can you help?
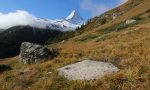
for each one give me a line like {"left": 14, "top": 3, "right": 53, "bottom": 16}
{"left": 80, "top": 0, "right": 128, "bottom": 17}
{"left": 118, "top": 0, "right": 128, "bottom": 6}
{"left": 0, "top": 10, "right": 35, "bottom": 29}
{"left": 0, "top": 10, "right": 60, "bottom": 29}
{"left": 80, "top": 0, "right": 109, "bottom": 17}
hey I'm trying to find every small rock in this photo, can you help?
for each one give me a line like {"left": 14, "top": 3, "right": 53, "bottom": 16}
{"left": 125, "top": 19, "right": 136, "bottom": 25}
{"left": 47, "top": 72, "right": 52, "bottom": 75}
{"left": 23, "top": 68, "right": 30, "bottom": 73}
{"left": 61, "top": 40, "right": 65, "bottom": 43}
{"left": 20, "top": 68, "right": 31, "bottom": 75}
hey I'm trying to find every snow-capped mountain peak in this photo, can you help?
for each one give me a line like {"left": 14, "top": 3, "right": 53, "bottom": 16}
{"left": 0, "top": 10, "right": 84, "bottom": 31}
{"left": 66, "top": 10, "right": 84, "bottom": 25}
{"left": 66, "top": 10, "right": 77, "bottom": 20}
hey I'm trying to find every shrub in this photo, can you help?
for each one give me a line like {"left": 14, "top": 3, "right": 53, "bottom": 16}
{"left": 116, "top": 25, "right": 127, "bottom": 31}
{"left": 145, "top": 9, "right": 150, "bottom": 13}
{"left": 148, "top": 14, "right": 150, "bottom": 18}
{"left": 76, "top": 34, "right": 98, "bottom": 41}
{"left": 100, "top": 18, "right": 107, "bottom": 24}
{"left": 49, "top": 48, "right": 60, "bottom": 58}
{"left": 0, "top": 64, "right": 12, "bottom": 73}
{"left": 46, "top": 31, "right": 75, "bottom": 44}
{"left": 132, "top": 16, "right": 142, "bottom": 20}
{"left": 76, "top": 24, "right": 86, "bottom": 34}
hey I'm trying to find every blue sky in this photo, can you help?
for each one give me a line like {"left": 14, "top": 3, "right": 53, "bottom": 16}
{"left": 0, "top": 0, "right": 127, "bottom": 20}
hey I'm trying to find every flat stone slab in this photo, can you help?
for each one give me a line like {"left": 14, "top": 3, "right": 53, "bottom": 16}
{"left": 57, "top": 60, "right": 119, "bottom": 80}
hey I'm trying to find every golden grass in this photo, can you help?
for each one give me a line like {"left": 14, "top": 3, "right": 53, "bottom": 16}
{"left": 0, "top": 21, "right": 150, "bottom": 90}
{"left": 0, "top": 0, "right": 150, "bottom": 89}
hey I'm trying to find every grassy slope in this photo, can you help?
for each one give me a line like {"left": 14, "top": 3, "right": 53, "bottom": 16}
{"left": 0, "top": 0, "right": 150, "bottom": 90}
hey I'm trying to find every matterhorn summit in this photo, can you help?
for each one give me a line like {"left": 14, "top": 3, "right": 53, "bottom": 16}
{"left": 66, "top": 10, "right": 84, "bottom": 25}
{"left": 52, "top": 10, "right": 84, "bottom": 31}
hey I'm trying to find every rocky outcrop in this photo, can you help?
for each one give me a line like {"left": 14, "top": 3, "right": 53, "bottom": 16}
{"left": 58, "top": 60, "right": 119, "bottom": 80}
{"left": 20, "top": 42, "right": 59, "bottom": 64}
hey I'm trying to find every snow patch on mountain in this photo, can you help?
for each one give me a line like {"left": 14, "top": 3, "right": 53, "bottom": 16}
{"left": 0, "top": 10, "right": 84, "bottom": 31}
{"left": 66, "top": 10, "right": 84, "bottom": 25}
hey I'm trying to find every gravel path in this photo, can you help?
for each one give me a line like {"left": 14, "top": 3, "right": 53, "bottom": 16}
{"left": 57, "top": 60, "right": 119, "bottom": 80}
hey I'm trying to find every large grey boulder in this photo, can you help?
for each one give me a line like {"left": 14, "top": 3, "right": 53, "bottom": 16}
{"left": 20, "top": 42, "right": 58, "bottom": 64}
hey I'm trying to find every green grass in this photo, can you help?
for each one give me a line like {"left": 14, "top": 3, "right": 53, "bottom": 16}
{"left": 95, "top": 33, "right": 118, "bottom": 42}
{"left": 74, "top": 34, "right": 98, "bottom": 42}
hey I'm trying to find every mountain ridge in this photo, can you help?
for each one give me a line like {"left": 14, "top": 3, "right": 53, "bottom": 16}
{"left": 0, "top": 10, "right": 84, "bottom": 31}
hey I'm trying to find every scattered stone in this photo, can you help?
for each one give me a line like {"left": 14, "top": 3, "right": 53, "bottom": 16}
{"left": 57, "top": 60, "right": 119, "bottom": 80}
{"left": 47, "top": 72, "right": 52, "bottom": 75}
{"left": 125, "top": 19, "right": 136, "bottom": 25}
{"left": 23, "top": 68, "right": 31, "bottom": 73}
{"left": 61, "top": 40, "right": 65, "bottom": 43}
{"left": 0, "top": 64, "right": 12, "bottom": 73}
{"left": 20, "top": 68, "right": 31, "bottom": 75}
{"left": 20, "top": 42, "right": 59, "bottom": 64}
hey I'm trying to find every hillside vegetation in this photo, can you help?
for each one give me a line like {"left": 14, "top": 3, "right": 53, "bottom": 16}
{"left": 0, "top": 0, "right": 150, "bottom": 90}
{"left": 0, "top": 26, "right": 63, "bottom": 58}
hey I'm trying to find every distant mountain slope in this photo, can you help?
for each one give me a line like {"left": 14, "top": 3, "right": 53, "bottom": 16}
{"left": 0, "top": 29, "right": 4, "bottom": 33}
{"left": 0, "top": 26, "right": 63, "bottom": 58}
{"left": 0, "top": 10, "right": 84, "bottom": 31}
{"left": 0, "top": 10, "right": 84, "bottom": 58}
{"left": 78, "top": 0, "right": 150, "bottom": 33}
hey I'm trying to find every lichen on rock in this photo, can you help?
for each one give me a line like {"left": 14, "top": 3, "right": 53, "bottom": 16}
{"left": 20, "top": 42, "right": 58, "bottom": 64}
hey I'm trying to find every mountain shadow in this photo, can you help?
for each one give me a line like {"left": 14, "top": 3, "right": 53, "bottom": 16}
{"left": 0, "top": 26, "right": 63, "bottom": 59}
